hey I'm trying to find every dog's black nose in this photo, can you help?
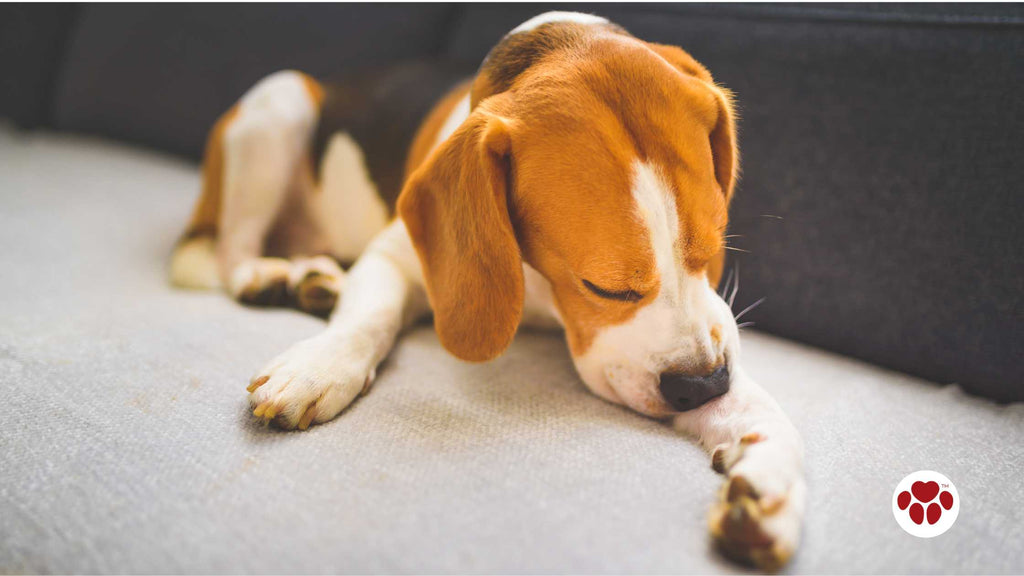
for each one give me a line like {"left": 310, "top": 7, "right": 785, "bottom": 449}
{"left": 659, "top": 365, "right": 730, "bottom": 411}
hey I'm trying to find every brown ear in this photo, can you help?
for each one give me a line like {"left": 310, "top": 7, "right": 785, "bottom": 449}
{"left": 397, "top": 105, "right": 523, "bottom": 362}
{"left": 708, "top": 85, "right": 738, "bottom": 201}
{"left": 647, "top": 42, "right": 739, "bottom": 200}
{"left": 647, "top": 43, "right": 738, "bottom": 289}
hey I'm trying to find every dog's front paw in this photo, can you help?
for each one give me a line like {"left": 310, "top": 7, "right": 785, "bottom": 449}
{"left": 709, "top": 433, "right": 806, "bottom": 572}
{"left": 246, "top": 334, "right": 375, "bottom": 430}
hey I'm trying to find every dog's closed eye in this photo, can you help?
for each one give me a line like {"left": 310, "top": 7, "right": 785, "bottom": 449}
{"left": 582, "top": 279, "right": 643, "bottom": 302}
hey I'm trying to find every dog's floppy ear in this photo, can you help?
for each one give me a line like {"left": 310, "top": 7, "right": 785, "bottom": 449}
{"left": 647, "top": 43, "right": 737, "bottom": 287}
{"left": 707, "top": 86, "right": 738, "bottom": 201}
{"left": 647, "top": 43, "right": 739, "bottom": 200}
{"left": 398, "top": 100, "right": 523, "bottom": 362}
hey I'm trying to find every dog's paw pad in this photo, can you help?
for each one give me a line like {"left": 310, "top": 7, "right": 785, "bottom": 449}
{"left": 710, "top": 477, "right": 794, "bottom": 572}
{"left": 288, "top": 256, "right": 345, "bottom": 318}
{"left": 295, "top": 275, "right": 340, "bottom": 318}
{"left": 231, "top": 258, "right": 292, "bottom": 307}
{"left": 707, "top": 431, "right": 804, "bottom": 572}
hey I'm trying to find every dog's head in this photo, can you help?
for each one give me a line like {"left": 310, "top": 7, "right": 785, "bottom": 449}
{"left": 399, "top": 14, "right": 739, "bottom": 418}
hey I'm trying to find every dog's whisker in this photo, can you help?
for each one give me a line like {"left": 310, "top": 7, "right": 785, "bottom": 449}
{"left": 724, "top": 246, "right": 750, "bottom": 253}
{"left": 736, "top": 321, "right": 756, "bottom": 329}
{"left": 729, "top": 262, "right": 740, "bottom": 309}
{"left": 720, "top": 268, "right": 735, "bottom": 300}
{"left": 759, "top": 214, "right": 784, "bottom": 220}
{"left": 734, "top": 297, "right": 766, "bottom": 322}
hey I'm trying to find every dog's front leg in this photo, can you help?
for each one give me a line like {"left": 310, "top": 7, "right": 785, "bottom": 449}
{"left": 247, "top": 221, "right": 428, "bottom": 429}
{"left": 674, "top": 365, "right": 805, "bottom": 571}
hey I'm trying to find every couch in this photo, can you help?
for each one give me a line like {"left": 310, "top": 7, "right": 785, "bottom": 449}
{"left": 1, "top": 4, "right": 1022, "bottom": 573}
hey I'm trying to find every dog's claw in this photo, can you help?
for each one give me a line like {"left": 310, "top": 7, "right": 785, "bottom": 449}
{"left": 760, "top": 494, "right": 786, "bottom": 515}
{"left": 740, "top": 432, "right": 763, "bottom": 445}
{"left": 711, "top": 443, "right": 729, "bottom": 473}
{"left": 246, "top": 333, "right": 375, "bottom": 430}
{"left": 298, "top": 403, "right": 317, "bottom": 430}
{"left": 247, "top": 375, "right": 270, "bottom": 393}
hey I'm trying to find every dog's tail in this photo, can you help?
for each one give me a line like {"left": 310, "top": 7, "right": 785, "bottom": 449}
{"left": 169, "top": 105, "right": 238, "bottom": 290}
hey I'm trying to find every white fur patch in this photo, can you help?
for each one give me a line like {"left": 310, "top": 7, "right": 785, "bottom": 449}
{"left": 510, "top": 11, "right": 609, "bottom": 35}
{"left": 433, "top": 94, "right": 471, "bottom": 150}
{"left": 249, "top": 220, "right": 428, "bottom": 428}
{"left": 315, "top": 132, "right": 390, "bottom": 261}
{"left": 572, "top": 160, "right": 738, "bottom": 416}
{"left": 219, "top": 71, "right": 319, "bottom": 279}
{"left": 631, "top": 162, "right": 681, "bottom": 303}
{"left": 673, "top": 365, "right": 806, "bottom": 561}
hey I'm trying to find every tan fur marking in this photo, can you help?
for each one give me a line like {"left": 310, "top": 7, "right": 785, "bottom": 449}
{"left": 298, "top": 72, "right": 325, "bottom": 190}
{"left": 181, "top": 105, "right": 238, "bottom": 242}
{"left": 646, "top": 42, "right": 738, "bottom": 282}
{"left": 399, "top": 94, "right": 523, "bottom": 362}
{"left": 298, "top": 72, "right": 325, "bottom": 108}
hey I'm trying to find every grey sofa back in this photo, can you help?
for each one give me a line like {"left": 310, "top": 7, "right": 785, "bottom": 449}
{"left": 2, "top": 3, "right": 1021, "bottom": 401}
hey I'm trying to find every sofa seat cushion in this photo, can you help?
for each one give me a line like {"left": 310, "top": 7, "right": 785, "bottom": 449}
{"left": 0, "top": 126, "right": 1021, "bottom": 573}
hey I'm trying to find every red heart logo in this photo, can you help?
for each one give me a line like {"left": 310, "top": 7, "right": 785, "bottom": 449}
{"left": 912, "top": 481, "right": 940, "bottom": 503}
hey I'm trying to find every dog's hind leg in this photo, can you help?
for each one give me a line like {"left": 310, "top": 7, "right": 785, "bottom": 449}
{"left": 212, "top": 71, "right": 331, "bottom": 311}
{"left": 170, "top": 71, "right": 325, "bottom": 301}
{"left": 171, "top": 71, "right": 326, "bottom": 305}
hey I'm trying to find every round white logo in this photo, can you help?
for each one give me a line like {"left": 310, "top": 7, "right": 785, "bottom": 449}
{"left": 892, "top": 470, "right": 959, "bottom": 538}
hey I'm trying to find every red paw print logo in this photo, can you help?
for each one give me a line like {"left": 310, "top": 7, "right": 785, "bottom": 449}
{"left": 892, "top": 471, "right": 959, "bottom": 538}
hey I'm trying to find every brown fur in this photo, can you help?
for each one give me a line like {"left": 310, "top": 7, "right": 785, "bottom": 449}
{"left": 400, "top": 24, "right": 738, "bottom": 358}
{"left": 645, "top": 42, "right": 737, "bottom": 286}
{"left": 180, "top": 105, "right": 238, "bottom": 242}
{"left": 399, "top": 94, "right": 524, "bottom": 362}
{"left": 300, "top": 73, "right": 325, "bottom": 107}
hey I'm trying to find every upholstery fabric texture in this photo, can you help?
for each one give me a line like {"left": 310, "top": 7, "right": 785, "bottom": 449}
{"left": 1, "top": 127, "right": 1022, "bottom": 573}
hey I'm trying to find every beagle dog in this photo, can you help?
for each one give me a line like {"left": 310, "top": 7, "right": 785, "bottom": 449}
{"left": 170, "top": 12, "right": 805, "bottom": 570}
